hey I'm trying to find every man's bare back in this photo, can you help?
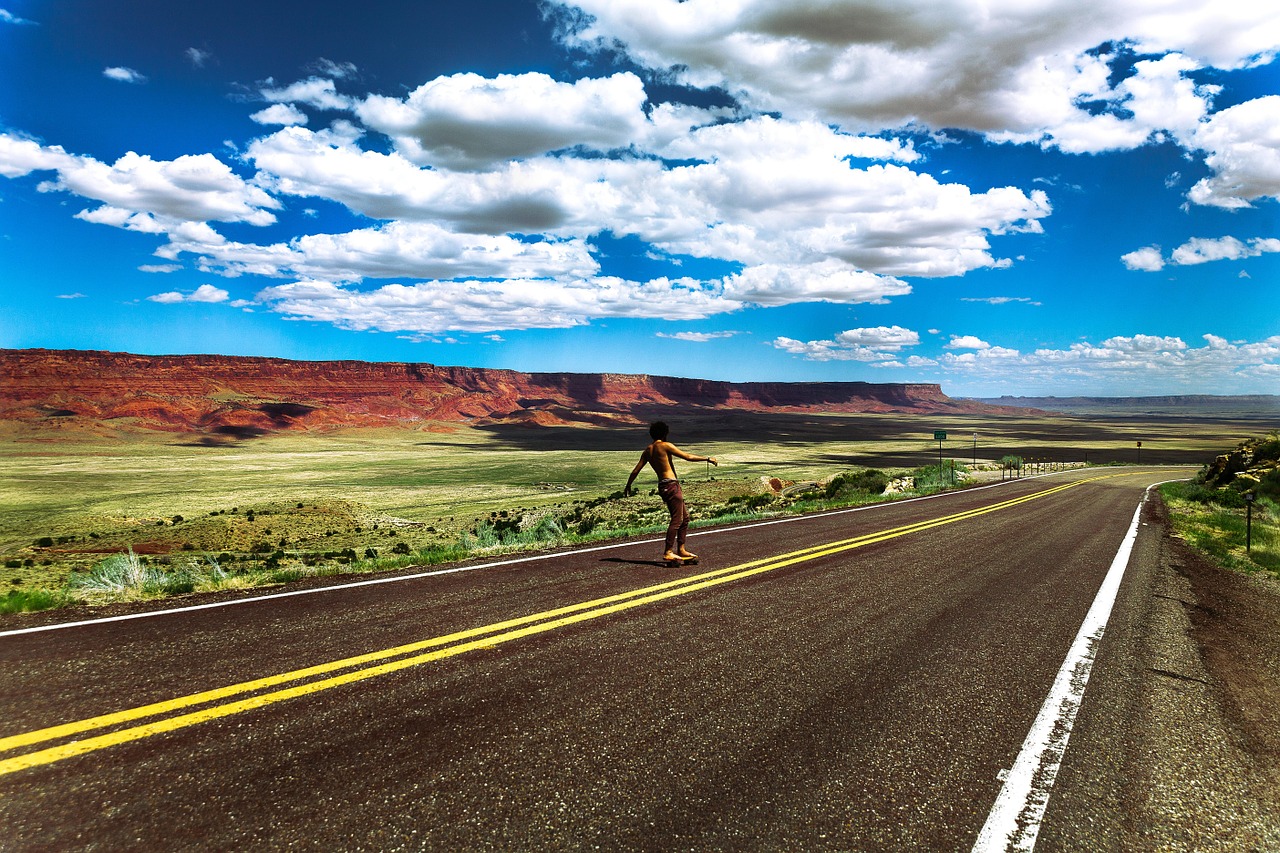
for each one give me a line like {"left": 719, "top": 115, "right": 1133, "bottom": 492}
{"left": 624, "top": 439, "right": 717, "bottom": 496}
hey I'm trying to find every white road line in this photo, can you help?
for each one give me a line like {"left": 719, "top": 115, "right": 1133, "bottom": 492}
{"left": 971, "top": 483, "right": 1163, "bottom": 853}
{"left": 0, "top": 469, "right": 1148, "bottom": 639}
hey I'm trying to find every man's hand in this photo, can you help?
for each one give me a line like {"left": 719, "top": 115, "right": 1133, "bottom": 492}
{"left": 623, "top": 486, "right": 632, "bottom": 497}
{"left": 709, "top": 456, "right": 719, "bottom": 467}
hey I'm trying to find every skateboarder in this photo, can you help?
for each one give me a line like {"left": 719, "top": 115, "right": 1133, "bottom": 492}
{"left": 624, "top": 421, "right": 717, "bottom": 565}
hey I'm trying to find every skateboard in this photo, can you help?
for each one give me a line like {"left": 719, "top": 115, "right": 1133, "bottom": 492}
{"left": 665, "top": 555, "right": 699, "bottom": 568}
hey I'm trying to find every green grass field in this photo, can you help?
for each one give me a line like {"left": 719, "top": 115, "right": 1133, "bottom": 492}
{"left": 1, "top": 410, "right": 1268, "bottom": 611}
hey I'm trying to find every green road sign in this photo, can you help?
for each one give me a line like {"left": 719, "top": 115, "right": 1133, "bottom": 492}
{"left": 934, "top": 431, "right": 947, "bottom": 440}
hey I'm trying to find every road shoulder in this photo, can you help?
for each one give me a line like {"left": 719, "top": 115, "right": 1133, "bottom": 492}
{"left": 1134, "top": 495, "right": 1280, "bottom": 849}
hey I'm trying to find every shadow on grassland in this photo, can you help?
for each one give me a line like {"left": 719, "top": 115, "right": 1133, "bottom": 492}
{"left": 436, "top": 410, "right": 1266, "bottom": 468}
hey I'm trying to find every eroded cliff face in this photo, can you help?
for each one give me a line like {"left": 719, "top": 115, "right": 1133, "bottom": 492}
{"left": 0, "top": 348, "right": 987, "bottom": 437}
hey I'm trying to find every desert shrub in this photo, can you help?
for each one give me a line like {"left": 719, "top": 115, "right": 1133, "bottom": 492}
{"left": 825, "top": 469, "right": 890, "bottom": 499}
{"left": 391, "top": 541, "right": 411, "bottom": 555}
{"left": 34, "top": 537, "right": 53, "bottom": 548}
{"left": 1166, "top": 481, "right": 1246, "bottom": 508}
{"left": 0, "top": 589, "right": 66, "bottom": 614}
{"left": 68, "top": 549, "right": 193, "bottom": 598}
{"left": 911, "top": 462, "right": 967, "bottom": 491}
{"left": 462, "top": 515, "right": 563, "bottom": 551}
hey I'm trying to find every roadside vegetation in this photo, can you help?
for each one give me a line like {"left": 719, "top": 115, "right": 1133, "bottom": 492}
{"left": 1160, "top": 431, "right": 1280, "bottom": 577}
{"left": 1, "top": 459, "right": 984, "bottom": 615}
{"left": 2, "top": 411, "right": 1260, "bottom": 616}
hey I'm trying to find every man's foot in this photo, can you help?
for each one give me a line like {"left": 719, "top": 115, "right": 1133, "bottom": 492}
{"left": 663, "top": 552, "right": 689, "bottom": 567}
{"left": 677, "top": 551, "right": 699, "bottom": 561}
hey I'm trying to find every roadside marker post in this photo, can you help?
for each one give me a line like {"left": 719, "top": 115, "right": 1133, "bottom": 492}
{"left": 1246, "top": 492, "right": 1255, "bottom": 553}
{"left": 934, "top": 431, "right": 946, "bottom": 482}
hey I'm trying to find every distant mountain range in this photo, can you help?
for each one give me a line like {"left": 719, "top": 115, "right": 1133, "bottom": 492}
{"left": 1, "top": 349, "right": 1022, "bottom": 440}
{"left": 975, "top": 395, "right": 1280, "bottom": 416}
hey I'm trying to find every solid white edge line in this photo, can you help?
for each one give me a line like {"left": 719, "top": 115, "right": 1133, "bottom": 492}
{"left": 971, "top": 480, "right": 1186, "bottom": 852}
{"left": 0, "top": 468, "right": 1179, "bottom": 639}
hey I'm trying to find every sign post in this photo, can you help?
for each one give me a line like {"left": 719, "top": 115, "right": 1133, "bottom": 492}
{"left": 1246, "top": 491, "right": 1255, "bottom": 553}
{"left": 1137, "top": 440, "right": 1142, "bottom": 465}
{"left": 934, "top": 430, "right": 946, "bottom": 480}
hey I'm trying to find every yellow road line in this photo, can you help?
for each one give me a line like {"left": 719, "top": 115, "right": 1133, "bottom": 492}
{"left": 0, "top": 473, "right": 1123, "bottom": 777}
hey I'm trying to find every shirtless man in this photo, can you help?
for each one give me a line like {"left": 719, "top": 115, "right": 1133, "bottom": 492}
{"left": 624, "top": 421, "right": 718, "bottom": 564}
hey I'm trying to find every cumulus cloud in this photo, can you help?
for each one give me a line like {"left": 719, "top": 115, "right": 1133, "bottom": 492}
{"left": 356, "top": 72, "right": 650, "bottom": 170}
{"left": 147, "top": 284, "right": 230, "bottom": 304}
{"left": 946, "top": 335, "right": 991, "bottom": 350}
{"left": 876, "top": 329, "right": 1280, "bottom": 394}
{"left": 555, "top": 0, "right": 1275, "bottom": 152}
{"left": 1123, "top": 235, "right": 1280, "bottom": 270}
{"left": 251, "top": 104, "right": 309, "bottom": 127}
{"left": 103, "top": 66, "right": 147, "bottom": 84}
{"left": 1187, "top": 95, "right": 1280, "bottom": 208}
{"left": 17, "top": 12, "right": 1241, "bottom": 341}
{"left": 0, "top": 134, "right": 280, "bottom": 226}
{"left": 772, "top": 325, "right": 920, "bottom": 361}
{"left": 244, "top": 121, "right": 1048, "bottom": 281}
{"left": 1120, "top": 245, "right": 1166, "bottom": 272}
{"left": 260, "top": 76, "right": 352, "bottom": 111}
{"left": 255, "top": 276, "right": 736, "bottom": 333}
{"left": 157, "top": 220, "right": 600, "bottom": 282}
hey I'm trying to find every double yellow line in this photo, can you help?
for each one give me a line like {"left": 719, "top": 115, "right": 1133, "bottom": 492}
{"left": 0, "top": 474, "right": 1115, "bottom": 777}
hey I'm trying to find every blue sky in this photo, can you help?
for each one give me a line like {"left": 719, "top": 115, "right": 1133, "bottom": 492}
{"left": 1, "top": 1, "right": 1278, "bottom": 397}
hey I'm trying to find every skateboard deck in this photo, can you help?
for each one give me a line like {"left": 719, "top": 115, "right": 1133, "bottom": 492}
{"left": 665, "top": 555, "right": 699, "bottom": 568}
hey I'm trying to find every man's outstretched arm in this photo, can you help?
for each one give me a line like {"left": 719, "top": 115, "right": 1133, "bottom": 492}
{"left": 666, "top": 443, "right": 718, "bottom": 466}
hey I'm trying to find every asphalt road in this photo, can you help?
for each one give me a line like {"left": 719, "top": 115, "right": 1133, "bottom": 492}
{"left": 0, "top": 468, "right": 1200, "bottom": 850}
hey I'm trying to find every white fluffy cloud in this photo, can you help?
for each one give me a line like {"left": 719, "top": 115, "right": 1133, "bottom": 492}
{"left": 356, "top": 72, "right": 650, "bottom": 170}
{"left": 103, "top": 66, "right": 147, "bottom": 84}
{"left": 7, "top": 4, "right": 1273, "bottom": 345}
{"left": 556, "top": 0, "right": 1279, "bottom": 151}
{"left": 255, "top": 276, "right": 735, "bottom": 333}
{"left": 946, "top": 335, "right": 991, "bottom": 350}
{"left": 260, "top": 77, "right": 352, "bottom": 111}
{"left": 157, "top": 220, "right": 600, "bottom": 282}
{"left": 1187, "top": 95, "right": 1280, "bottom": 208}
{"left": 772, "top": 325, "right": 920, "bottom": 361}
{"left": 783, "top": 324, "right": 1280, "bottom": 393}
{"left": 147, "top": 284, "right": 230, "bottom": 304}
{"left": 251, "top": 104, "right": 309, "bottom": 127}
{"left": 0, "top": 134, "right": 279, "bottom": 225}
{"left": 1122, "top": 235, "right": 1280, "bottom": 271}
{"left": 245, "top": 120, "right": 1046, "bottom": 275}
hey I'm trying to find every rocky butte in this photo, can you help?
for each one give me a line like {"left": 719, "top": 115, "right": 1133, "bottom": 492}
{"left": 1, "top": 348, "right": 1013, "bottom": 439}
